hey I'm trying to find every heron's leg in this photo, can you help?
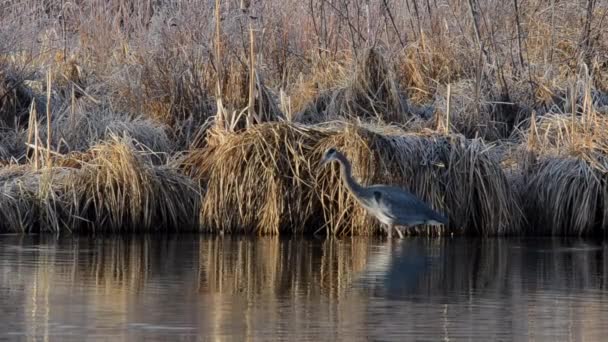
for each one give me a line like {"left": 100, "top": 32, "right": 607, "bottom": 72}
{"left": 394, "top": 225, "right": 404, "bottom": 239}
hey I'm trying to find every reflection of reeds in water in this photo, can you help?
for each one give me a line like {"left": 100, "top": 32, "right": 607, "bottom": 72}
{"left": 20, "top": 236, "right": 154, "bottom": 341}
{"left": 319, "top": 238, "right": 371, "bottom": 298}
{"left": 4, "top": 236, "right": 608, "bottom": 341}
{"left": 19, "top": 237, "right": 154, "bottom": 293}
{"left": 196, "top": 236, "right": 372, "bottom": 341}
{"left": 87, "top": 237, "right": 151, "bottom": 293}
{"left": 11, "top": 236, "right": 194, "bottom": 342}
{"left": 197, "top": 236, "right": 280, "bottom": 294}
{"left": 197, "top": 236, "right": 372, "bottom": 298}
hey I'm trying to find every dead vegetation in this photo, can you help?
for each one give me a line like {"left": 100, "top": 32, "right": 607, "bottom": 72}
{"left": 0, "top": 0, "right": 607, "bottom": 236}
{"left": 59, "top": 137, "right": 201, "bottom": 232}
{"left": 185, "top": 122, "right": 520, "bottom": 236}
{"left": 0, "top": 71, "right": 40, "bottom": 128}
{"left": 182, "top": 123, "right": 324, "bottom": 235}
{"left": 521, "top": 112, "right": 608, "bottom": 236}
{"left": 321, "top": 49, "right": 409, "bottom": 123}
{"left": 314, "top": 124, "right": 521, "bottom": 236}
{"left": 0, "top": 138, "right": 201, "bottom": 233}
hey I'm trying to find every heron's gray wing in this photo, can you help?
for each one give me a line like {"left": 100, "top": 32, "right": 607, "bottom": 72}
{"left": 371, "top": 185, "right": 441, "bottom": 223}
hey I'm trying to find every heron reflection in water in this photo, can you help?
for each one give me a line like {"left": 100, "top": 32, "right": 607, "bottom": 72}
{"left": 321, "top": 148, "right": 448, "bottom": 238}
{"left": 358, "top": 241, "right": 435, "bottom": 296}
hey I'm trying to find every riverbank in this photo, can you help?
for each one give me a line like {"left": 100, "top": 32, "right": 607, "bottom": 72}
{"left": 1, "top": 1, "right": 607, "bottom": 236}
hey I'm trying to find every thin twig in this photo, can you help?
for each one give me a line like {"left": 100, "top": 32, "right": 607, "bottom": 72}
{"left": 214, "top": 0, "right": 224, "bottom": 129}
{"left": 382, "top": 0, "right": 405, "bottom": 48}
{"left": 46, "top": 69, "right": 52, "bottom": 168}
{"left": 247, "top": 26, "right": 256, "bottom": 127}
{"left": 445, "top": 83, "right": 451, "bottom": 135}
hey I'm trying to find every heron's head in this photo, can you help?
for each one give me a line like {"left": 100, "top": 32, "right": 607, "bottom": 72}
{"left": 321, "top": 148, "right": 340, "bottom": 166}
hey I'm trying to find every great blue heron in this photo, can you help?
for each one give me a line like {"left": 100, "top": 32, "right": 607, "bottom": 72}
{"left": 321, "top": 148, "right": 448, "bottom": 238}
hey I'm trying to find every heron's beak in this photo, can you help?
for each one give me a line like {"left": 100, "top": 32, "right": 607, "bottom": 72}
{"left": 321, "top": 156, "right": 331, "bottom": 166}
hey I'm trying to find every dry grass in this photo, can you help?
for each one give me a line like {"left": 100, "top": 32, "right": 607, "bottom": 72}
{"left": 50, "top": 107, "right": 173, "bottom": 154}
{"left": 314, "top": 124, "right": 521, "bottom": 236}
{"left": 0, "top": 70, "right": 40, "bottom": 128}
{"left": 433, "top": 80, "right": 518, "bottom": 141}
{"left": 0, "top": 165, "right": 40, "bottom": 231}
{"left": 521, "top": 113, "right": 608, "bottom": 235}
{"left": 396, "top": 32, "right": 464, "bottom": 105}
{"left": 0, "top": 137, "right": 202, "bottom": 233}
{"left": 106, "top": 46, "right": 214, "bottom": 149}
{"left": 59, "top": 136, "right": 201, "bottom": 232}
{"left": 301, "top": 49, "right": 409, "bottom": 124}
{"left": 187, "top": 121, "right": 520, "bottom": 236}
{"left": 0, "top": 165, "right": 67, "bottom": 232}
{"left": 213, "top": 62, "right": 285, "bottom": 132}
{"left": 0, "top": 1, "right": 607, "bottom": 235}
{"left": 183, "top": 123, "right": 324, "bottom": 235}
{"left": 288, "top": 57, "right": 348, "bottom": 119}
{"left": 1, "top": 104, "right": 173, "bottom": 163}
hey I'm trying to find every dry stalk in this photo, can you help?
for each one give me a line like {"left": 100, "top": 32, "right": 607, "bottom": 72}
{"left": 46, "top": 69, "right": 52, "bottom": 168}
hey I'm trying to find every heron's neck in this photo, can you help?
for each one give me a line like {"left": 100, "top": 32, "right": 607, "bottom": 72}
{"left": 336, "top": 154, "right": 365, "bottom": 196}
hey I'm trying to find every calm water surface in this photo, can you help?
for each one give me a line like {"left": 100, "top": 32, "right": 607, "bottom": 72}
{"left": 1, "top": 235, "right": 608, "bottom": 341}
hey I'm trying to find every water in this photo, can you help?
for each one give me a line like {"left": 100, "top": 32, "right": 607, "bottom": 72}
{"left": 1, "top": 235, "right": 608, "bottom": 341}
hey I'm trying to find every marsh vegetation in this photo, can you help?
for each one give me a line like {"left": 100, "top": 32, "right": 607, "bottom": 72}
{"left": 1, "top": 0, "right": 608, "bottom": 235}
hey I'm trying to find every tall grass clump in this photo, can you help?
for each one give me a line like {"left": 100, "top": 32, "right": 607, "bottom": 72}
{"left": 9, "top": 103, "right": 173, "bottom": 163}
{"left": 0, "top": 165, "right": 40, "bottom": 231}
{"left": 60, "top": 136, "right": 200, "bottom": 232}
{"left": 183, "top": 123, "right": 327, "bottom": 235}
{"left": 188, "top": 121, "right": 520, "bottom": 236}
{"left": 216, "top": 62, "right": 284, "bottom": 126}
{"left": 396, "top": 33, "right": 465, "bottom": 105}
{"left": 107, "top": 45, "right": 215, "bottom": 148}
{"left": 0, "top": 165, "right": 67, "bottom": 232}
{"left": 48, "top": 106, "right": 173, "bottom": 155}
{"left": 522, "top": 112, "right": 608, "bottom": 236}
{"left": 287, "top": 57, "right": 348, "bottom": 121}
{"left": 433, "top": 79, "right": 526, "bottom": 141}
{"left": 301, "top": 49, "right": 409, "bottom": 124}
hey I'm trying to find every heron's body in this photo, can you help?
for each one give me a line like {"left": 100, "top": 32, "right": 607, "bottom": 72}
{"left": 322, "top": 149, "right": 448, "bottom": 238}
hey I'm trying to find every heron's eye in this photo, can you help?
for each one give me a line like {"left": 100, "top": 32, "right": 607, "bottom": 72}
{"left": 327, "top": 148, "right": 336, "bottom": 155}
